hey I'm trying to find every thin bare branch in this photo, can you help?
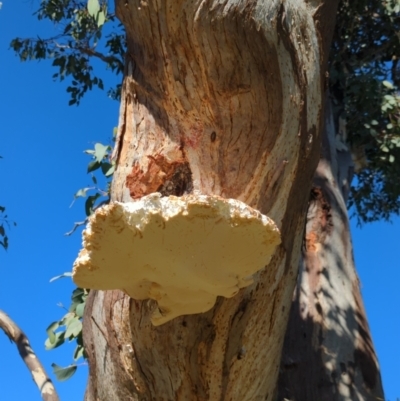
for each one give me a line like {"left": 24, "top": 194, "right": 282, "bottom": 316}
{"left": 65, "top": 199, "right": 110, "bottom": 236}
{"left": 0, "top": 310, "right": 60, "bottom": 401}
{"left": 65, "top": 218, "right": 88, "bottom": 236}
{"left": 76, "top": 46, "right": 123, "bottom": 70}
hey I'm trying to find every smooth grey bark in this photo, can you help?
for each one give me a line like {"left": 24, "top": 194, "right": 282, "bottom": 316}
{"left": 82, "top": 1, "right": 338, "bottom": 400}
{"left": 277, "top": 100, "right": 384, "bottom": 401}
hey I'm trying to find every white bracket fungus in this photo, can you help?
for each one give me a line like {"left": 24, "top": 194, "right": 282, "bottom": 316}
{"left": 72, "top": 193, "right": 281, "bottom": 325}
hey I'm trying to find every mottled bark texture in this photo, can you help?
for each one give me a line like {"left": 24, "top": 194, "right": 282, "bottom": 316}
{"left": 83, "top": 1, "right": 338, "bottom": 400}
{"left": 277, "top": 100, "right": 385, "bottom": 401}
{"left": 0, "top": 310, "right": 60, "bottom": 401}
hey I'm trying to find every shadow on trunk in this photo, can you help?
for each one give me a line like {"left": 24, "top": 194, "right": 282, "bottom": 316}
{"left": 277, "top": 101, "right": 384, "bottom": 401}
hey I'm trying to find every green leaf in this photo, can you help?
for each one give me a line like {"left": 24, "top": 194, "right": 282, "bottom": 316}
{"left": 51, "top": 363, "right": 77, "bottom": 381}
{"left": 72, "top": 287, "right": 85, "bottom": 301}
{"left": 45, "top": 331, "right": 65, "bottom": 350}
{"left": 87, "top": 160, "right": 101, "bottom": 173}
{"left": 74, "top": 188, "right": 88, "bottom": 198}
{"left": 0, "top": 237, "right": 8, "bottom": 250}
{"left": 49, "top": 272, "right": 72, "bottom": 283}
{"left": 60, "top": 313, "right": 75, "bottom": 327}
{"left": 97, "top": 10, "right": 106, "bottom": 27}
{"left": 73, "top": 345, "right": 85, "bottom": 361}
{"left": 69, "top": 301, "right": 80, "bottom": 313}
{"left": 105, "top": 164, "right": 115, "bottom": 176}
{"left": 65, "top": 317, "right": 82, "bottom": 338}
{"left": 87, "top": 0, "right": 100, "bottom": 17}
{"left": 85, "top": 193, "right": 101, "bottom": 216}
{"left": 46, "top": 321, "right": 60, "bottom": 344}
{"left": 383, "top": 80, "right": 394, "bottom": 89}
{"left": 75, "top": 302, "right": 85, "bottom": 318}
{"left": 101, "top": 162, "right": 115, "bottom": 177}
{"left": 94, "top": 143, "right": 109, "bottom": 162}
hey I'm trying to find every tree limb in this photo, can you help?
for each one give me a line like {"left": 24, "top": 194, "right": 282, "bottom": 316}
{"left": 0, "top": 310, "right": 60, "bottom": 401}
{"left": 76, "top": 46, "right": 124, "bottom": 70}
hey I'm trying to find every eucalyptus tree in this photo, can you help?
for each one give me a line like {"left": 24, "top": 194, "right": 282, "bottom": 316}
{"left": 12, "top": 0, "right": 400, "bottom": 399}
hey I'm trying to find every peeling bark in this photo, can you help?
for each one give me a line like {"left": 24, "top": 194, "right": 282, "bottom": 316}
{"left": 277, "top": 100, "right": 384, "bottom": 401}
{"left": 83, "top": 1, "right": 338, "bottom": 400}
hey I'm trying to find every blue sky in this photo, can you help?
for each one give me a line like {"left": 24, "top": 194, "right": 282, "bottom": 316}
{"left": 0, "top": 1, "right": 399, "bottom": 400}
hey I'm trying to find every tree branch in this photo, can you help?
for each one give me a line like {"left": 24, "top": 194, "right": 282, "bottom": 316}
{"left": 65, "top": 199, "right": 110, "bottom": 236}
{"left": 0, "top": 310, "right": 60, "bottom": 401}
{"left": 76, "top": 46, "right": 123, "bottom": 70}
{"left": 65, "top": 218, "right": 88, "bottom": 236}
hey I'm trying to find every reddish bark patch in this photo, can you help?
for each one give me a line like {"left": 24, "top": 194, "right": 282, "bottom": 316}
{"left": 305, "top": 231, "right": 318, "bottom": 252}
{"left": 309, "top": 187, "right": 333, "bottom": 239}
{"left": 125, "top": 154, "right": 193, "bottom": 199}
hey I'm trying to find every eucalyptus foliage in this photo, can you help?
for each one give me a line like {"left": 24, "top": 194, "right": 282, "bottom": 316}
{"left": 10, "top": 0, "right": 124, "bottom": 105}
{"left": 45, "top": 286, "right": 88, "bottom": 380}
{"left": 71, "top": 140, "right": 114, "bottom": 217}
{"left": 47, "top": 140, "right": 114, "bottom": 380}
{"left": 330, "top": 0, "right": 400, "bottom": 221}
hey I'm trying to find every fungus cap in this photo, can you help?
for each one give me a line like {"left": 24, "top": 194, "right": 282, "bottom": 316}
{"left": 72, "top": 193, "right": 280, "bottom": 325}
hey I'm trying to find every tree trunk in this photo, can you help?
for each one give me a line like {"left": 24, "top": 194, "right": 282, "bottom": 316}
{"left": 82, "top": 1, "right": 337, "bottom": 400}
{"left": 277, "top": 100, "right": 385, "bottom": 400}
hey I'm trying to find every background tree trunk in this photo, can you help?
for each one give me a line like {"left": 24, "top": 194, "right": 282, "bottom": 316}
{"left": 82, "top": 1, "right": 338, "bottom": 400}
{"left": 277, "top": 100, "right": 384, "bottom": 400}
